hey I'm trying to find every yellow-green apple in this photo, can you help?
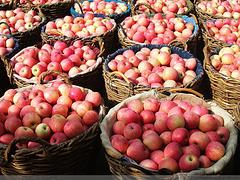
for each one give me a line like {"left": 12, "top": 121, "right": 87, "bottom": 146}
{"left": 179, "top": 154, "right": 199, "bottom": 172}
{"left": 111, "top": 134, "right": 129, "bottom": 154}
{"left": 164, "top": 142, "right": 183, "bottom": 161}
{"left": 205, "top": 141, "right": 225, "bottom": 161}
{"left": 14, "top": 126, "right": 35, "bottom": 138}
{"left": 35, "top": 123, "right": 51, "bottom": 139}
{"left": 126, "top": 141, "right": 150, "bottom": 162}
{"left": 4, "top": 116, "right": 22, "bottom": 134}
{"left": 189, "top": 131, "right": 210, "bottom": 151}
{"left": 50, "top": 132, "right": 68, "bottom": 145}
{"left": 22, "top": 112, "right": 41, "bottom": 130}
{"left": 63, "top": 119, "right": 84, "bottom": 138}
{"left": 32, "top": 64, "right": 46, "bottom": 77}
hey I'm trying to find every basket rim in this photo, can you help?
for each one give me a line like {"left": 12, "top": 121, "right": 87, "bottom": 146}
{"left": 100, "top": 89, "right": 238, "bottom": 175}
{"left": 103, "top": 43, "right": 204, "bottom": 90}
{"left": 70, "top": 0, "right": 131, "bottom": 19}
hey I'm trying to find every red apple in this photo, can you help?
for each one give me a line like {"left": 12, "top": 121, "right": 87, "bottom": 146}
{"left": 179, "top": 154, "right": 199, "bottom": 172}
{"left": 111, "top": 134, "right": 129, "bottom": 154}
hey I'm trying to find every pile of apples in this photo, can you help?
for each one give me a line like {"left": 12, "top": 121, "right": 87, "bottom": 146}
{"left": 210, "top": 45, "right": 240, "bottom": 80}
{"left": 0, "top": 35, "right": 15, "bottom": 56}
{"left": 44, "top": 13, "right": 115, "bottom": 38}
{"left": 107, "top": 46, "right": 198, "bottom": 88}
{"left": 0, "top": 8, "right": 42, "bottom": 34}
{"left": 197, "top": 0, "right": 240, "bottom": 19}
{"left": 74, "top": 0, "right": 128, "bottom": 16}
{"left": 121, "top": 13, "right": 195, "bottom": 44}
{"left": 134, "top": 0, "right": 189, "bottom": 15}
{"left": 19, "top": 0, "right": 70, "bottom": 4}
{"left": 111, "top": 97, "right": 229, "bottom": 172}
{"left": 0, "top": 81, "right": 102, "bottom": 147}
{"left": 205, "top": 19, "right": 240, "bottom": 45}
{"left": 11, "top": 40, "right": 100, "bottom": 80}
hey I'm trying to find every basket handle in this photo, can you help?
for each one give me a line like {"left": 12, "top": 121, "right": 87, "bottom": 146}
{"left": 189, "top": 13, "right": 199, "bottom": 26}
{"left": 161, "top": 87, "right": 204, "bottom": 99}
{"left": 118, "top": 23, "right": 128, "bottom": 39}
{"left": 203, "top": 43, "right": 211, "bottom": 69}
{"left": 12, "top": 0, "right": 35, "bottom": 9}
{"left": 82, "top": 36, "right": 105, "bottom": 58}
{"left": 168, "top": 39, "right": 188, "bottom": 51}
{"left": 39, "top": 70, "right": 71, "bottom": 85}
{"left": 132, "top": 2, "right": 157, "bottom": 15}
{"left": 2, "top": 136, "right": 51, "bottom": 165}
{"left": 109, "top": 71, "right": 132, "bottom": 84}
{"left": 75, "top": 0, "right": 84, "bottom": 14}
{"left": 0, "top": 22, "right": 13, "bottom": 37}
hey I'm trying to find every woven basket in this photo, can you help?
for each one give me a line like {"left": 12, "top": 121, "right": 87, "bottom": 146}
{"left": 203, "top": 44, "right": 240, "bottom": 115}
{"left": 118, "top": 14, "right": 199, "bottom": 55}
{"left": 233, "top": 102, "right": 240, "bottom": 129}
{"left": 201, "top": 19, "right": 233, "bottom": 50}
{"left": 6, "top": 38, "right": 105, "bottom": 90}
{"left": 70, "top": 0, "right": 131, "bottom": 23}
{"left": 13, "top": 0, "right": 74, "bottom": 20}
{"left": 100, "top": 88, "right": 238, "bottom": 176}
{"left": 0, "top": 75, "right": 106, "bottom": 175}
{"left": 103, "top": 44, "right": 204, "bottom": 104}
{"left": 3, "top": 3, "right": 47, "bottom": 47}
{"left": 41, "top": 14, "right": 118, "bottom": 56}
{"left": 131, "top": 0, "right": 194, "bottom": 16}
{"left": 0, "top": 0, "right": 13, "bottom": 10}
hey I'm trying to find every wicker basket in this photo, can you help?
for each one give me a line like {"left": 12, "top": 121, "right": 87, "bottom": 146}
{"left": 233, "top": 102, "right": 240, "bottom": 129}
{"left": 203, "top": 44, "right": 240, "bottom": 115}
{"left": 131, "top": 0, "right": 194, "bottom": 16}
{"left": 0, "top": 75, "right": 106, "bottom": 175}
{"left": 70, "top": 0, "right": 131, "bottom": 23}
{"left": 0, "top": 0, "right": 13, "bottom": 10}
{"left": 2, "top": 3, "right": 47, "bottom": 47}
{"left": 41, "top": 14, "right": 118, "bottom": 56}
{"left": 103, "top": 44, "right": 204, "bottom": 105}
{"left": 5, "top": 38, "right": 105, "bottom": 90}
{"left": 118, "top": 14, "right": 199, "bottom": 55}
{"left": 13, "top": 0, "right": 74, "bottom": 20}
{"left": 100, "top": 88, "right": 238, "bottom": 176}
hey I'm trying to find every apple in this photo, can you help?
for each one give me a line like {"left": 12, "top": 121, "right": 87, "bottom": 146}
{"left": 50, "top": 132, "right": 68, "bottom": 145}
{"left": 4, "top": 116, "right": 22, "bottom": 134}
{"left": 49, "top": 114, "right": 67, "bottom": 132}
{"left": 140, "top": 159, "right": 158, "bottom": 170}
{"left": 179, "top": 154, "right": 199, "bottom": 172}
{"left": 111, "top": 134, "right": 129, "bottom": 154}
{"left": 164, "top": 142, "right": 183, "bottom": 161}
{"left": 126, "top": 141, "right": 150, "bottom": 162}
{"left": 158, "top": 157, "right": 179, "bottom": 173}
{"left": 166, "top": 114, "right": 185, "bottom": 130}
{"left": 205, "top": 141, "right": 225, "bottom": 161}
{"left": 189, "top": 131, "right": 210, "bottom": 151}
{"left": 35, "top": 123, "right": 51, "bottom": 139}
{"left": 143, "top": 133, "right": 163, "bottom": 151}
{"left": 123, "top": 123, "right": 142, "bottom": 140}
{"left": 15, "top": 126, "right": 35, "bottom": 138}
{"left": 172, "top": 128, "right": 189, "bottom": 145}
{"left": 22, "top": 112, "right": 41, "bottom": 130}
{"left": 63, "top": 119, "right": 84, "bottom": 138}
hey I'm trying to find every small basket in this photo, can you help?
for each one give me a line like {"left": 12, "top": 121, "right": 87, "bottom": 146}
{"left": 203, "top": 44, "right": 240, "bottom": 115}
{"left": 103, "top": 44, "right": 204, "bottom": 104}
{"left": 6, "top": 38, "right": 105, "bottom": 90}
{"left": 118, "top": 14, "right": 199, "bottom": 55}
{"left": 5, "top": 2, "right": 47, "bottom": 47}
{"left": 100, "top": 88, "right": 238, "bottom": 176}
{"left": 0, "top": 74, "right": 106, "bottom": 175}
{"left": 131, "top": 0, "right": 194, "bottom": 16}
{"left": 41, "top": 14, "right": 117, "bottom": 56}
{"left": 70, "top": 0, "right": 131, "bottom": 23}
{"left": 14, "top": 0, "right": 74, "bottom": 20}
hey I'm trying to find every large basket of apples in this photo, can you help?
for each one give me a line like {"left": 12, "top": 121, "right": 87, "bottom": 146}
{"left": 70, "top": 0, "right": 131, "bottom": 23}
{"left": 202, "top": 18, "right": 240, "bottom": 49}
{"left": 203, "top": 44, "right": 240, "bottom": 115}
{"left": 103, "top": 44, "right": 204, "bottom": 105}
{"left": 5, "top": 38, "right": 105, "bottom": 91}
{"left": 131, "top": 0, "right": 194, "bottom": 16}
{"left": 14, "top": 0, "right": 74, "bottom": 20}
{"left": 0, "top": 7, "right": 46, "bottom": 47}
{"left": 0, "top": 72, "right": 105, "bottom": 175}
{"left": 41, "top": 13, "right": 117, "bottom": 55}
{"left": 118, "top": 13, "right": 199, "bottom": 55}
{"left": 196, "top": 0, "right": 240, "bottom": 23}
{"left": 100, "top": 88, "right": 238, "bottom": 176}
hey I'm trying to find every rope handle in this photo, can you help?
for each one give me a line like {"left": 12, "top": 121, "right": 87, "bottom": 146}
{"left": 0, "top": 22, "right": 13, "bottom": 37}
{"left": 163, "top": 87, "right": 204, "bottom": 99}
{"left": 132, "top": 2, "right": 157, "bottom": 15}
{"left": 75, "top": 0, "right": 84, "bottom": 14}
{"left": 168, "top": 39, "right": 188, "bottom": 51}
{"left": 39, "top": 70, "right": 71, "bottom": 85}
{"left": 109, "top": 71, "right": 132, "bottom": 84}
